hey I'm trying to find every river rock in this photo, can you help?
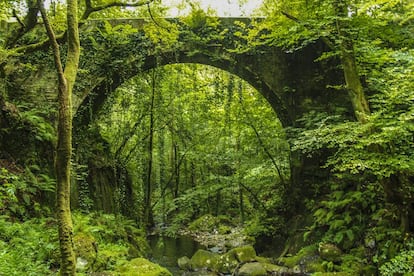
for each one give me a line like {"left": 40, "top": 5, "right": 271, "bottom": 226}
{"left": 238, "top": 262, "right": 267, "bottom": 276}
{"left": 261, "top": 262, "right": 289, "bottom": 274}
{"left": 178, "top": 256, "right": 191, "bottom": 270}
{"left": 217, "top": 250, "right": 239, "bottom": 273}
{"left": 229, "top": 245, "right": 257, "bottom": 262}
{"left": 216, "top": 245, "right": 257, "bottom": 273}
{"left": 190, "top": 249, "right": 219, "bottom": 270}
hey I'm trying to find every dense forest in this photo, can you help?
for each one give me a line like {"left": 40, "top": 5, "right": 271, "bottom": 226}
{"left": 0, "top": 0, "right": 413, "bottom": 275}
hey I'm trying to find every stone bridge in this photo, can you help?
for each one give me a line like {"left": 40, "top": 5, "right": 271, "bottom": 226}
{"left": 73, "top": 17, "right": 351, "bottom": 129}
{"left": 0, "top": 17, "right": 354, "bottom": 212}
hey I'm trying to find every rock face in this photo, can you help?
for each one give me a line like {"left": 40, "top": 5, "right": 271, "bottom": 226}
{"left": 238, "top": 262, "right": 267, "bottom": 276}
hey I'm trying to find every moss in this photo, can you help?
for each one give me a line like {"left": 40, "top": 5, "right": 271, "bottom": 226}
{"left": 115, "top": 258, "right": 172, "bottom": 276}
{"left": 338, "top": 249, "right": 366, "bottom": 274}
{"left": 188, "top": 214, "right": 219, "bottom": 232}
{"left": 218, "top": 225, "right": 231, "bottom": 234}
{"left": 312, "top": 273, "right": 351, "bottom": 276}
{"left": 318, "top": 243, "right": 342, "bottom": 262}
{"left": 255, "top": 256, "right": 271, "bottom": 263}
{"left": 125, "top": 227, "right": 150, "bottom": 257}
{"left": 94, "top": 243, "right": 129, "bottom": 271}
{"left": 261, "top": 263, "right": 289, "bottom": 274}
{"left": 177, "top": 256, "right": 191, "bottom": 270}
{"left": 73, "top": 232, "right": 97, "bottom": 271}
{"left": 279, "top": 244, "right": 318, "bottom": 268}
{"left": 305, "top": 257, "right": 325, "bottom": 272}
{"left": 228, "top": 245, "right": 257, "bottom": 262}
{"left": 238, "top": 262, "right": 267, "bottom": 276}
{"left": 190, "top": 249, "right": 220, "bottom": 271}
{"left": 217, "top": 250, "right": 239, "bottom": 273}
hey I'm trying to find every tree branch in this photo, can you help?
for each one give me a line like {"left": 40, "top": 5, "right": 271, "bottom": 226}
{"left": 82, "top": 0, "right": 155, "bottom": 20}
{"left": 6, "top": 1, "right": 40, "bottom": 49}
{"left": 12, "top": 10, "right": 25, "bottom": 28}
{"left": 37, "top": 0, "right": 65, "bottom": 85}
{"left": 147, "top": 2, "right": 169, "bottom": 30}
{"left": 9, "top": 0, "right": 154, "bottom": 54}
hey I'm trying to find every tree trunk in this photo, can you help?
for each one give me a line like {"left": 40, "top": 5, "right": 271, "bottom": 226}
{"left": 334, "top": 0, "right": 370, "bottom": 123}
{"left": 144, "top": 70, "right": 156, "bottom": 229}
{"left": 334, "top": 0, "right": 411, "bottom": 232}
{"left": 38, "top": 0, "right": 79, "bottom": 274}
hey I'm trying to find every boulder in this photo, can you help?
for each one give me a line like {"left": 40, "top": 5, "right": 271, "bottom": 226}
{"left": 261, "top": 262, "right": 289, "bottom": 274}
{"left": 73, "top": 232, "right": 97, "bottom": 271}
{"left": 229, "top": 245, "right": 257, "bottom": 262}
{"left": 190, "top": 249, "right": 219, "bottom": 271}
{"left": 178, "top": 256, "right": 191, "bottom": 270}
{"left": 216, "top": 245, "right": 257, "bottom": 273}
{"left": 318, "top": 243, "right": 342, "bottom": 262}
{"left": 217, "top": 250, "right": 239, "bottom": 273}
{"left": 238, "top": 262, "right": 267, "bottom": 276}
{"left": 116, "top": 257, "right": 172, "bottom": 276}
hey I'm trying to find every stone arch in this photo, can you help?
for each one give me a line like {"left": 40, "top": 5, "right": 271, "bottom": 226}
{"left": 74, "top": 19, "right": 349, "bottom": 130}
{"left": 74, "top": 49, "right": 292, "bottom": 129}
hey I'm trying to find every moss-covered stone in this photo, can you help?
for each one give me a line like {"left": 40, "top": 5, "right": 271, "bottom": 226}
{"left": 190, "top": 249, "right": 220, "bottom": 271}
{"left": 238, "top": 262, "right": 267, "bottom": 276}
{"left": 73, "top": 232, "right": 97, "bottom": 271}
{"left": 217, "top": 250, "right": 239, "bottom": 273}
{"left": 312, "top": 273, "right": 351, "bottom": 276}
{"left": 177, "top": 256, "right": 191, "bottom": 270}
{"left": 215, "top": 245, "right": 257, "bottom": 273}
{"left": 125, "top": 227, "right": 150, "bottom": 258}
{"left": 188, "top": 214, "right": 219, "bottom": 232}
{"left": 218, "top": 225, "right": 231, "bottom": 234}
{"left": 261, "top": 263, "right": 289, "bottom": 274}
{"left": 305, "top": 256, "right": 325, "bottom": 273}
{"left": 228, "top": 245, "right": 257, "bottom": 262}
{"left": 319, "top": 243, "right": 342, "bottom": 262}
{"left": 279, "top": 244, "right": 318, "bottom": 268}
{"left": 116, "top": 258, "right": 172, "bottom": 276}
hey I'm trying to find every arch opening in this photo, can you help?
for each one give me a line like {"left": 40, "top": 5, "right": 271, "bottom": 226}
{"left": 73, "top": 63, "right": 291, "bottom": 233}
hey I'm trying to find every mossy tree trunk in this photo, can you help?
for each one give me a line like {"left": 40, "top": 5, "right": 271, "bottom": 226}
{"left": 334, "top": 0, "right": 370, "bottom": 123}
{"left": 38, "top": 0, "right": 80, "bottom": 274}
{"left": 334, "top": 0, "right": 410, "bottom": 232}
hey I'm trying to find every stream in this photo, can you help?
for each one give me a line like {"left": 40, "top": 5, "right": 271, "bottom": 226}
{"left": 148, "top": 235, "right": 205, "bottom": 275}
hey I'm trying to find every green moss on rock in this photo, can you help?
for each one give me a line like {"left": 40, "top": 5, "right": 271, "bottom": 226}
{"left": 228, "top": 245, "right": 257, "bottom": 262}
{"left": 238, "top": 262, "right": 267, "bottom": 276}
{"left": 116, "top": 258, "right": 172, "bottom": 276}
{"left": 319, "top": 243, "right": 342, "bottom": 262}
{"left": 279, "top": 244, "right": 318, "bottom": 268}
{"left": 188, "top": 214, "right": 219, "bottom": 232}
{"left": 73, "top": 232, "right": 97, "bottom": 271}
{"left": 190, "top": 249, "right": 220, "bottom": 271}
{"left": 261, "top": 263, "right": 289, "bottom": 274}
{"left": 217, "top": 250, "right": 239, "bottom": 273}
{"left": 177, "top": 256, "right": 191, "bottom": 270}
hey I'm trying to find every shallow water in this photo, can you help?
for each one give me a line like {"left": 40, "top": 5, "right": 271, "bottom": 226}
{"left": 148, "top": 235, "right": 205, "bottom": 275}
